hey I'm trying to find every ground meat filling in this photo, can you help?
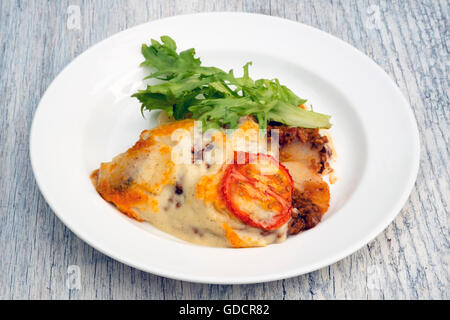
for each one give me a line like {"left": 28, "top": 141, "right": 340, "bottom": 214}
{"left": 266, "top": 122, "right": 332, "bottom": 235}
{"left": 267, "top": 122, "right": 331, "bottom": 174}
{"left": 288, "top": 188, "right": 323, "bottom": 235}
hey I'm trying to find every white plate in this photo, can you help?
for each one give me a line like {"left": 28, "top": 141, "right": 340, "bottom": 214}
{"left": 30, "top": 12, "right": 420, "bottom": 284}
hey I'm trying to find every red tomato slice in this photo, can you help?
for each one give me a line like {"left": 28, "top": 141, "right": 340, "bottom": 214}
{"left": 221, "top": 152, "right": 293, "bottom": 230}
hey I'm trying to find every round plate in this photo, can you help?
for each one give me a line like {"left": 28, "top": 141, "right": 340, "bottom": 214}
{"left": 30, "top": 12, "right": 420, "bottom": 284}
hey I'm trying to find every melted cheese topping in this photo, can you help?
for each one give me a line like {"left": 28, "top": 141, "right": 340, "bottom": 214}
{"left": 91, "top": 118, "right": 331, "bottom": 247}
{"left": 92, "top": 119, "right": 287, "bottom": 247}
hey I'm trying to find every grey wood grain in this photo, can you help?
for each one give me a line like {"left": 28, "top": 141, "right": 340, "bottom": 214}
{"left": 0, "top": 0, "right": 448, "bottom": 299}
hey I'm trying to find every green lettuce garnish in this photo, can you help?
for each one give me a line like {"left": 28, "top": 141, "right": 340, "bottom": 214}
{"left": 132, "top": 36, "right": 331, "bottom": 130}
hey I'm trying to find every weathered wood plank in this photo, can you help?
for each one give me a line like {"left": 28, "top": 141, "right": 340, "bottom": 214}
{"left": 0, "top": 0, "right": 448, "bottom": 299}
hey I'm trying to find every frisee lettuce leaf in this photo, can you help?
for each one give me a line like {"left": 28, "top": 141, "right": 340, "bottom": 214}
{"left": 132, "top": 36, "right": 332, "bottom": 130}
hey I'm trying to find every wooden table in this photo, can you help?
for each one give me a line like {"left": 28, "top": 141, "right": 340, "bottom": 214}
{"left": 1, "top": 0, "right": 448, "bottom": 299}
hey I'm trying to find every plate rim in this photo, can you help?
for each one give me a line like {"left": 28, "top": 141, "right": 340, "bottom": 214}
{"left": 30, "top": 12, "right": 420, "bottom": 284}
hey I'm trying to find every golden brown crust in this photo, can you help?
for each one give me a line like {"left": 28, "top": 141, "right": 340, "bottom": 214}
{"left": 288, "top": 181, "right": 330, "bottom": 235}
{"left": 90, "top": 121, "right": 196, "bottom": 221}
